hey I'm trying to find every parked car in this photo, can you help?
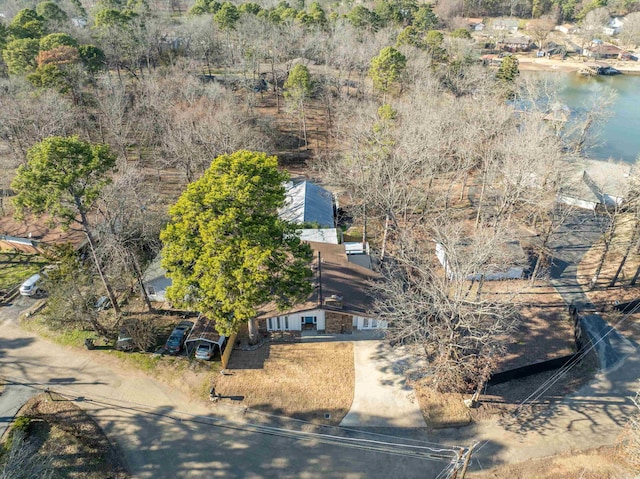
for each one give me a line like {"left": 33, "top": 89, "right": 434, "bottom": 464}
{"left": 195, "top": 342, "right": 214, "bottom": 361}
{"left": 19, "top": 274, "right": 41, "bottom": 297}
{"left": 164, "top": 321, "right": 194, "bottom": 354}
{"left": 115, "top": 325, "right": 134, "bottom": 352}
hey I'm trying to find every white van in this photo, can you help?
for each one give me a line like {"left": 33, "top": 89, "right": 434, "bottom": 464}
{"left": 19, "top": 274, "right": 41, "bottom": 297}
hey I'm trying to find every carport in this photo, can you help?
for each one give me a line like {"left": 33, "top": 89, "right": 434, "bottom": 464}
{"left": 184, "top": 314, "right": 226, "bottom": 358}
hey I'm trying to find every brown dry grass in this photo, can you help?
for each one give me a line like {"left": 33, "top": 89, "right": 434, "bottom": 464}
{"left": 214, "top": 342, "right": 354, "bottom": 425}
{"left": 412, "top": 386, "right": 472, "bottom": 428}
{"left": 11, "top": 393, "right": 130, "bottom": 479}
{"left": 468, "top": 446, "right": 637, "bottom": 479}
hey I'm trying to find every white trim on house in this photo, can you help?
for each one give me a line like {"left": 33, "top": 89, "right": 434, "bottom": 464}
{"left": 353, "top": 315, "right": 388, "bottom": 330}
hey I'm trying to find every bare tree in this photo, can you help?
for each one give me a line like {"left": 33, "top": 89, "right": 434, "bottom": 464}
{"left": 528, "top": 16, "right": 555, "bottom": 53}
{"left": 96, "top": 168, "right": 166, "bottom": 311}
{"left": 377, "top": 227, "right": 519, "bottom": 392}
{"left": 620, "top": 12, "right": 640, "bottom": 47}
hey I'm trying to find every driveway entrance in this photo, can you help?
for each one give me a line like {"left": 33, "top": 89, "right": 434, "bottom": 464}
{"left": 340, "top": 340, "right": 427, "bottom": 428}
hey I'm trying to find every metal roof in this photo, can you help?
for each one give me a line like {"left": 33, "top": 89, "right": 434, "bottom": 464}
{"left": 279, "top": 181, "right": 335, "bottom": 228}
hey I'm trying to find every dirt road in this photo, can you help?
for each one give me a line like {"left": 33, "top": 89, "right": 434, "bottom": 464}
{"left": 0, "top": 302, "right": 451, "bottom": 479}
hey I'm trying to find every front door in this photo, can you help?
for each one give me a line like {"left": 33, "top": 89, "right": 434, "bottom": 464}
{"left": 303, "top": 316, "right": 316, "bottom": 330}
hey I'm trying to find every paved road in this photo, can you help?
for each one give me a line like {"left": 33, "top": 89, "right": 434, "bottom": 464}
{"left": 548, "top": 209, "right": 636, "bottom": 369}
{"left": 341, "top": 341, "right": 426, "bottom": 428}
{"left": 0, "top": 295, "right": 39, "bottom": 439}
{"left": 0, "top": 303, "right": 453, "bottom": 479}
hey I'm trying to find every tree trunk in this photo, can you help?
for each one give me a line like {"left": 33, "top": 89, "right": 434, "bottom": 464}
{"left": 301, "top": 100, "right": 308, "bottom": 149}
{"left": 591, "top": 217, "right": 617, "bottom": 289}
{"left": 248, "top": 317, "right": 259, "bottom": 344}
{"left": 76, "top": 203, "right": 121, "bottom": 316}
{"left": 130, "top": 251, "right": 154, "bottom": 312}
{"left": 475, "top": 172, "right": 487, "bottom": 229}
{"left": 610, "top": 223, "right": 640, "bottom": 287}
{"left": 380, "top": 213, "right": 390, "bottom": 262}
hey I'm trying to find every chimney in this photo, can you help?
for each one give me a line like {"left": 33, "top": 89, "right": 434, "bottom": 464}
{"left": 324, "top": 295, "right": 343, "bottom": 309}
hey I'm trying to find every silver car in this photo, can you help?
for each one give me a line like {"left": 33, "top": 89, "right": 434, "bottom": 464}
{"left": 19, "top": 274, "right": 41, "bottom": 296}
{"left": 195, "top": 343, "right": 214, "bottom": 361}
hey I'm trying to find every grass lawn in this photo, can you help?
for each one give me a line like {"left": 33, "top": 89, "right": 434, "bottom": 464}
{"left": 215, "top": 342, "right": 354, "bottom": 425}
{"left": 0, "top": 251, "right": 47, "bottom": 293}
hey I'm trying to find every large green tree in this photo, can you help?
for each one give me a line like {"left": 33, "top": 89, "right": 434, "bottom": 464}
{"left": 2, "top": 38, "right": 39, "bottom": 74}
{"left": 11, "top": 136, "right": 121, "bottom": 315}
{"left": 369, "top": 46, "right": 407, "bottom": 101}
{"left": 160, "top": 150, "right": 313, "bottom": 339}
{"left": 284, "top": 63, "right": 313, "bottom": 148}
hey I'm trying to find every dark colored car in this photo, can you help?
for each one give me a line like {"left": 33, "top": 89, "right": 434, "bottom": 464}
{"left": 164, "top": 321, "right": 194, "bottom": 354}
{"left": 116, "top": 326, "right": 134, "bottom": 352}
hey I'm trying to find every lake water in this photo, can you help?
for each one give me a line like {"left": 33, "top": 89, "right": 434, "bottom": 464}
{"left": 524, "top": 72, "right": 640, "bottom": 163}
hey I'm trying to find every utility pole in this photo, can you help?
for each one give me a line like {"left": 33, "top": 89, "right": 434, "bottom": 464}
{"left": 459, "top": 443, "right": 477, "bottom": 479}
{"left": 450, "top": 443, "right": 477, "bottom": 479}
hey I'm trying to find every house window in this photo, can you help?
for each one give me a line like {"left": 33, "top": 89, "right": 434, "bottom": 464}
{"left": 276, "top": 317, "right": 281, "bottom": 330}
{"left": 363, "top": 318, "right": 369, "bottom": 328}
{"left": 371, "top": 319, "right": 378, "bottom": 328}
{"left": 313, "top": 316, "right": 317, "bottom": 324}
{"left": 147, "top": 286, "right": 156, "bottom": 295}
{"left": 268, "top": 318, "right": 273, "bottom": 330}
{"left": 284, "top": 316, "right": 289, "bottom": 330}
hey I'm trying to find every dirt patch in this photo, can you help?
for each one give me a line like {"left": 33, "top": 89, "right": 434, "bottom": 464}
{"left": 214, "top": 342, "right": 354, "bottom": 425}
{"left": 4, "top": 393, "right": 129, "bottom": 479}
{"left": 468, "top": 445, "right": 637, "bottom": 479}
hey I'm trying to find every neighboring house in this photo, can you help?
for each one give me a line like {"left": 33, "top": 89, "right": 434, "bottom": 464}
{"left": 257, "top": 241, "right": 386, "bottom": 334}
{"left": 555, "top": 23, "right": 578, "bottom": 34}
{"left": 603, "top": 17, "right": 624, "bottom": 35}
{"left": 142, "top": 254, "right": 171, "bottom": 303}
{"left": 279, "top": 180, "right": 335, "bottom": 228}
{"left": 492, "top": 18, "right": 519, "bottom": 32}
{"left": 0, "top": 235, "right": 42, "bottom": 254}
{"left": 584, "top": 42, "right": 623, "bottom": 59}
{"left": 467, "top": 17, "right": 485, "bottom": 30}
{"left": 435, "top": 241, "right": 527, "bottom": 281}
{"left": 558, "top": 160, "right": 633, "bottom": 210}
{"left": 497, "top": 36, "right": 531, "bottom": 52}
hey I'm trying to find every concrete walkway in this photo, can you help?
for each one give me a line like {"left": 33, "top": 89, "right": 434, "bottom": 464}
{"left": 341, "top": 341, "right": 426, "bottom": 428}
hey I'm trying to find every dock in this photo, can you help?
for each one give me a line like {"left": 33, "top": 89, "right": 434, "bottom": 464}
{"left": 578, "top": 62, "right": 621, "bottom": 76}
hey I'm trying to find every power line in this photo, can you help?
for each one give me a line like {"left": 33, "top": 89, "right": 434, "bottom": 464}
{"left": 2, "top": 376, "right": 459, "bottom": 464}
{"left": 472, "top": 293, "right": 640, "bottom": 459}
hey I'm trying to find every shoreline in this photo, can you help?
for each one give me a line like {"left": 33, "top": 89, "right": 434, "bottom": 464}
{"left": 516, "top": 55, "right": 640, "bottom": 75}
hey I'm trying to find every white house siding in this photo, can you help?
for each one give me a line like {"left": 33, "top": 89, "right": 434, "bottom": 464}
{"left": 266, "top": 309, "right": 325, "bottom": 331}
{"left": 557, "top": 194, "right": 597, "bottom": 211}
{"left": 353, "top": 315, "right": 388, "bottom": 330}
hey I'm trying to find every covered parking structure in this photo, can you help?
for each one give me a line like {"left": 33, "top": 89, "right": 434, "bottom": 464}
{"left": 184, "top": 314, "right": 227, "bottom": 358}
